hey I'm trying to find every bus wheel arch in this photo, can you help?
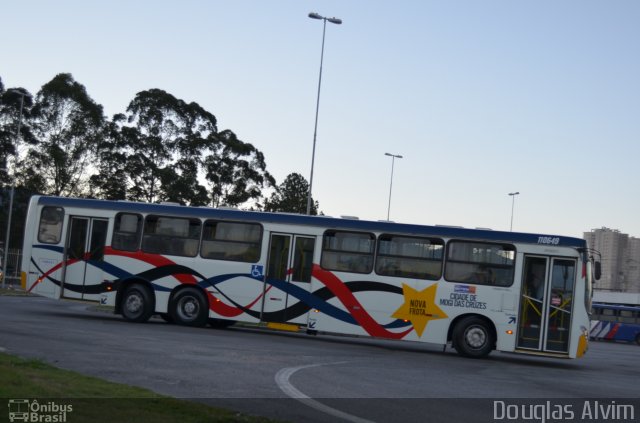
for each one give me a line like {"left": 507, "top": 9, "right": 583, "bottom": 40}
{"left": 635, "top": 333, "right": 640, "bottom": 346}
{"left": 449, "top": 314, "right": 496, "bottom": 358}
{"left": 118, "top": 280, "right": 155, "bottom": 323}
{"left": 169, "top": 285, "right": 209, "bottom": 327}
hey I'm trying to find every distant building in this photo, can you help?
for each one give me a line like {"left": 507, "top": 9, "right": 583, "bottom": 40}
{"left": 626, "top": 237, "right": 640, "bottom": 292}
{"left": 584, "top": 227, "right": 640, "bottom": 292}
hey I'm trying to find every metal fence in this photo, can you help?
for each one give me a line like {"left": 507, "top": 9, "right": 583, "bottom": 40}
{"left": 1, "top": 248, "right": 22, "bottom": 287}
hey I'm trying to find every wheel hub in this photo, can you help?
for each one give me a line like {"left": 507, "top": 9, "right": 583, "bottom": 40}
{"left": 465, "top": 326, "right": 487, "bottom": 349}
{"left": 178, "top": 296, "right": 199, "bottom": 320}
{"left": 125, "top": 294, "right": 142, "bottom": 313}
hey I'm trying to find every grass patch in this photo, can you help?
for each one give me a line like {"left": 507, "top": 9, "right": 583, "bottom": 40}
{"left": 87, "top": 304, "right": 115, "bottom": 314}
{"left": 0, "top": 287, "right": 31, "bottom": 296}
{"left": 0, "top": 353, "right": 280, "bottom": 422}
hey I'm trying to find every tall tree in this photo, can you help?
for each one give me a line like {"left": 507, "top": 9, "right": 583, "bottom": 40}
{"left": 21, "top": 73, "right": 105, "bottom": 196}
{"left": 0, "top": 79, "right": 35, "bottom": 185}
{"left": 122, "top": 89, "right": 215, "bottom": 205}
{"left": 203, "top": 129, "right": 275, "bottom": 208}
{"left": 88, "top": 114, "right": 129, "bottom": 200}
{"left": 122, "top": 89, "right": 274, "bottom": 207}
{"left": 264, "top": 172, "right": 318, "bottom": 215}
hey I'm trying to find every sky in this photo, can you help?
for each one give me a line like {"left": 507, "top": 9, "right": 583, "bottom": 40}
{"left": 2, "top": 0, "right": 639, "bottom": 239}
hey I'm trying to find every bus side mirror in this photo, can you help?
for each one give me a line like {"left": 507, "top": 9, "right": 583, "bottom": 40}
{"left": 594, "top": 261, "right": 602, "bottom": 281}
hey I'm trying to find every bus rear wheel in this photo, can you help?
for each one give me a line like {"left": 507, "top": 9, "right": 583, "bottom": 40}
{"left": 170, "top": 287, "right": 209, "bottom": 327}
{"left": 121, "top": 284, "right": 154, "bottom": 323}
{"left": 635, "top": 334, "right": 640, "bottom": 346}
{"left": 453, "top": 316, "right": 494, "bottom": 358}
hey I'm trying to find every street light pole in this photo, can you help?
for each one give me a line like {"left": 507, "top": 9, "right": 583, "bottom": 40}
{"left": 2, "top": 90, "right": 27, "bottom": 288}
{"left": 508, "top": 192, "right": 520, "bottom": 232}
{"left": 306, "top": 12, "right": 342, "bottom": 215}
{"left": 385, "top": 153, "right": 402, "bottom": 221}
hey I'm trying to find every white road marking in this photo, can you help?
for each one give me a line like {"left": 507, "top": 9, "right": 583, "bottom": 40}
{"left": 275, "top": 362, "right": 376, "bottom": 423}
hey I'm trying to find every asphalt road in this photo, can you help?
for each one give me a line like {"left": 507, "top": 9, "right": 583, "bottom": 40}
{"left": 1, "top": 295, "right": 638, "bottom": 423}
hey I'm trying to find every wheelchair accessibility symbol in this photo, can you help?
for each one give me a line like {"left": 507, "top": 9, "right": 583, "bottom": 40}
{"left": 251, "top": 265, "right": 264, "bottom": 278}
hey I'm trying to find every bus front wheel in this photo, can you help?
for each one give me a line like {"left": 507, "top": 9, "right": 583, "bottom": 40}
{"left": 453, "top": 316, "right": 494, "bottom": 358}
{"left": 170, "top": 288, "right": 209, "bottom": 327}
{"left": 121, "top": 284, "right": 154, "bottom": 323}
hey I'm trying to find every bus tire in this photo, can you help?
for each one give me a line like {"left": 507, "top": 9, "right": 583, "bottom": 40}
{"left": 635, "top": 334, "right": 640, "bottom": 346}
{"left": 453, "top": 316, "right": 494, "bottom": 358}
{"left": 121, "top": 284, "right": 154, "bottom": 323}
{"left": 170, "top": 287, "right": 209, "bottom": 327}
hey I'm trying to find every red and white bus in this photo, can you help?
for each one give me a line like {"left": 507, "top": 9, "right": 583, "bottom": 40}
{"left": 21, "top": 195, "right": 599, "bottom": 358}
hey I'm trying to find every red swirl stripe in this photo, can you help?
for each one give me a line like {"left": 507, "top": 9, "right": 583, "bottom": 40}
{"left": 206, "top": 285, "right": 272, "bottom": 317}
{"left": 104, "top": 247, "right": 197, "bottom": 284}
{"left": 312, "top": 265, "right": 413, "bottom": 339}
{"left": 28, "top": 258, "right": 80, "bottom": 293}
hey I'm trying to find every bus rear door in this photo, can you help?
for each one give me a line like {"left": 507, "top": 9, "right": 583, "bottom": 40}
{"left": 262, "top": 233, "right": 316, "bottom": 325}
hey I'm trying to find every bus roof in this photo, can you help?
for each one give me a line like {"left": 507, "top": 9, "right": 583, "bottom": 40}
{"left": 36, "top": 196, "right": 587, "bottom": 249}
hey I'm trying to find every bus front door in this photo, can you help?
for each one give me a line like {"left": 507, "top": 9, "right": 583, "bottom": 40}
{"left": 516, "top": 255, "right": 577, "bottom": 354}
{"left": 263, "top": 233, "right": 315, "bottom": 325}
{"left": 61, "top": 217, "right": 108, "bottom": 301}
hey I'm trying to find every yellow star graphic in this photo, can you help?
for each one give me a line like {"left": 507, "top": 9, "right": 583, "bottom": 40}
{"left": 392, "top": 283, "right": 448, "bottom": 337}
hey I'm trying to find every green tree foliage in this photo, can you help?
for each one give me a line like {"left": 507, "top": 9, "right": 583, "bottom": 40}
{"left": 121, "top": 89, "right": 215, "bottom": 205}
{"left": 1, "top": 73, "right": 276, "bottom": 210}
{"left": 0, "top": 81, "right": 35, "bottom": 185}
{"left": 264, "top": 172, "right": 319, "bottom": 215}
{"left": 0, "top": 78, "right": 39, "bottom": 250}
{"left": 85, "top": 88, "right": 274, "bottom": 207}
{"left": 88, "top": 115, "right": 129, "bottom": 200}
{"left": 21, "top": 73, "right": 105, "bottom": 196}
{"left": 203, "top": 130, "right": 275, "bottom": 208}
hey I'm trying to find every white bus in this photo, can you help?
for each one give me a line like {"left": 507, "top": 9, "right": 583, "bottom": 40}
{"left": 21, "top": 195, "right": 600, "bottom": 359}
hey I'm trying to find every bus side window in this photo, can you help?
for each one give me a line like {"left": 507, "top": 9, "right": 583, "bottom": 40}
{"left": 112, "top": 213, "right": 142, "bottom": 252}
{"left": 619, "top": 309, "right": 635, "bottom": 324}
{"left": 600, "top": 308, "right": 616, "bottom": 322}
{"left": 201, "top": 220, "right": 262, "bottom": 263}
{"left": 38, "top": 206, "right": 64, "bottom": 244}
{"left": 141, "top": 215, "right": 201, "bottom": 257}
{"left": 375, "top": 234, "right": 444, "bottom": 280}
{"left": 444, "top": 241, "right": 516, "bottom": 287}
{"left": 321, "top": 230, "right": 375, "bottom": 274}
